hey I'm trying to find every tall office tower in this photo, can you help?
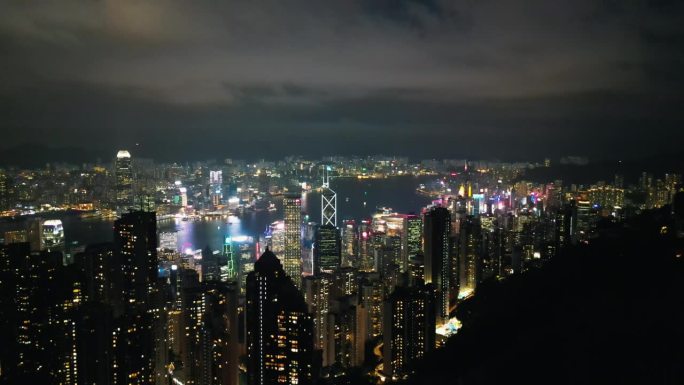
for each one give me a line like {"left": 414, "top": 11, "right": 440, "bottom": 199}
{"left": 179, "top": 187, "right": 188, "bottom": 208}
{"left": 340, "top": 220, "right": 357, "bottom": 267}
{"left": 246, "top": 250, "right": 315, "bottom": 385}
{"left": 458, "top": 216, "right": 481, "bottom": 297}
{"left": 315, "top": 224, "right": 341, "bottom": 273}
{"left": 209, "top": 170, "right": 223, "bottom": 207}
{"left": 115, "top": 150, "right": 133, "bottom": 214}
{"left": 321, "top": 166, "right": 337, "bottom": 226}
{"left": 406, "top": 214, "right": 422, "bottom": 257}
{"left": 283, "top": 192, "right": 302, "bottom": 289}
{"left": 383, "top": 283, "right": 436, "bottom": 380}
{"left": 266, "top": 221, "right": 286, "bottom": 257}
{"left": 382, "top": 215, "right": 407, "bottom": 272}
{"left": 112, "top": 211, "right": 158, "bottom": 384}
{"left": 556, "top": 201, "right": 578, "bottom": 248}
{"left": 357, "top": 220, "right": 374, "bottom": 272}
{"left": 575, "top": 198, "right": 593, "bottom": 242}
{"left": 41, "top": 219, "right": 65, "bottom": 252}
{"left": 423, "top": 206, "right": 451, "bottom": 323}
{"left": 384, "top": 235, "right": 402, "bottom": 272}
{"left": 303, "top": 274, "right": 332, "bottom": 366}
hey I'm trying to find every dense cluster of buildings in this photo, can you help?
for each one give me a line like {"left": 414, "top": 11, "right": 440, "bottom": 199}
{"left": 1, "top": 151, "right": 683, "bottom": 384}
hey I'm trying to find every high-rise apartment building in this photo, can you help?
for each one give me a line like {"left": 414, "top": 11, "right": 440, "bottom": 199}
{"left": 246, "top": 250, "right": 315, "bottom": 385}
{"left": 383, "top": 283, "right": 436, "bottom": 380}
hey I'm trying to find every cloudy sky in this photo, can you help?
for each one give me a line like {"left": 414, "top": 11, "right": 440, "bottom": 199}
{"left": 0, "top": 0, "right": 682, "bottom": 161}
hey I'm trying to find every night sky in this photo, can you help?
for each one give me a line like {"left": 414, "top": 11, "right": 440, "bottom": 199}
{"left": 1, "top": 0, "right": 683, "bottom": 162}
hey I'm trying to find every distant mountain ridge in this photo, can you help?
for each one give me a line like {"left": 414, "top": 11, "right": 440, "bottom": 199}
{"left": 522, "top": 152, "right": 684, "bottom": 186}
{"left": 0, "top": 144, "right": 105, "bottom": 168}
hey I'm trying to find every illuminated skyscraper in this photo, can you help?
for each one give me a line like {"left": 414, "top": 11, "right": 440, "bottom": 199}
{"left": 179, "top": 276, "right": 239, "bottom": 385}
{"left": 576, "top": 199, "right": 593, "bottom": 242}
{"left": 315, "top": 224, "right": 341, "bottom": 273}
{"left": 383, "top": 284, "right": 436, "bottom": 380}
{"left": 283, "top": 192, "right": 302, "bottom": 289}
{"left": 321, "top": 166, "right": 336, "bottom": 226}
{"left": 209, "top": 170, "right": 223, "bottom": 207}
{"left": 406, "top": 215, "right": 422, "bottom": 258}
{"left": 408, "top": 254, "right": 425, "bottom": 286}
{"left": 0, "top": 244, "right": 82, "bottom": 384}
{"left": 246, "top": 250, "right": 314, "bottom": 385}
{"left": 360, "top": 277, "right": 384, "bottom": 338}
{"left": 112, "top": 210, "right": 158, "bottom": 384}
{"left": 357, "top": 220, "right": 374, "bottom": 272}
{"left": 179, "top": 187, "right": 188, "bottom": 208}
{"left": 115, "top": 150, "right": 133, "bottom": 214}
{"left": 382, "top": 214, "right": 411, "bottom": 272}
{"left": 114, "top": 211, "right": 157, "bottom": 306}
{"left": 340, "top": 220, "right": 357, "bottom": 267}
{"left": 457, "top": 216, "right": 481, "bottom": 297}
{"left": 74, "top": 243, "right": 114, "bottom": 304}
{"left": 41, "top": 219, "right": 65, "bottom": 252}
{"left": 423, "top": 206, "right": 451, "bottom": 323}
{"left": 303, "top": 274, "right": 332, "bottom": 365}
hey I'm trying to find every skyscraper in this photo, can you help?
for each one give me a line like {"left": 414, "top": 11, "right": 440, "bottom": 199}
{"left": 179, "top": 276, "right": 239, "bottom": 385}
{"left": 406, "top": 215, "right": 422, "bottom": 258}
{"left": 0, "top": 244, "right": 83, "bottom": 384}
{"left": 283, "top": 192, "right": 303, "bottom": 289}
{"left": 112, "top": 211, "right": 158, "bottom": 384}
{"left": 115, "top": 150, "right": 133, "bottom": 214}
{"left": 383, "top": 283, "right": 436, "bottom": 380}
{"left": 113, "top": 211, "right": 157, "bottom": 307}
{"left": 423, "top": 206, "right": 451, "bottom": 323}
{"left": 321, "top": 166, "right": 336, "bottom": 227}
{"left": 340, "top": 220, "right": 357, "bottom": 268}
{"left": 41, "top": 219, "right": 65, "bottom": 252}
{"left": 357, "top": 220, "right": 374, "bottom": 272}
{"left": 458, "top": 216, "right": 481, "bottom": 297}
{"left": 315, "top": 224, "right": 341, "bottom": 273}
{"left": 303, "top": 274, "right": 332, "bottom": 366}
{"left": 246, "top": 249, "right": 315, "bottom": 385}
{"left": 209, "top": 170, "right": 223, "bottom": 207}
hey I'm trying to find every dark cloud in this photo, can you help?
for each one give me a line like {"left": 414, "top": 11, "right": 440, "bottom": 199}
{"left": 0, "top": 0, "right": 682, "bottom": 162}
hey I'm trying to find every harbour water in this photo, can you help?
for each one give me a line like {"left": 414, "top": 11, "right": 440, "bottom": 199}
{"left": 1, "top": 176, "right": 436, "bottom": 254}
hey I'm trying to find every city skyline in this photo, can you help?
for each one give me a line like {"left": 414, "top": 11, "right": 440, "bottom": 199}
{"left": 0, "top": 1, "right": 683, "bottom": 384}
{"left": 0, "top": 147, "right": 682, "bottom": 384}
